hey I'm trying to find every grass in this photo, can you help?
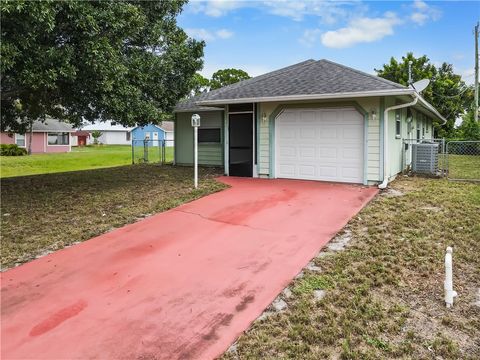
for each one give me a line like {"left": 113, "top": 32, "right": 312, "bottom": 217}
{"left": 446, "top": 154, "right": 480, "bottom": 181}
{"left": 223, "top": 177, "right": 480, "bottom": 360}
{"left": 0, "top": 145, "right": 174, "bottom": 178}
{"left": 0, "top": 165, "right": 226, "bottom": 269}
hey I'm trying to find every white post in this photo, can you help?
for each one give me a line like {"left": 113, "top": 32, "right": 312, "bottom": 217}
{"left": 191, "top": 114, "right": 201, "bottom": 189}
{"left": 444, "top": 246, "right": 457, "bottom": 308}
{"left": 194, "top": 125, "right": 198, "bottom": 189}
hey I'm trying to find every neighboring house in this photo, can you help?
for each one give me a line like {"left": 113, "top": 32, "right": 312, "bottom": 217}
{"left": 131, "top": 122, "right": 174, "bottom": 146}
{"left": 0, "top": 118, "right": 74, "bottom": 153}
{"left": 174, "top": 59, "right": 445, "bottom": 186}
{"left": 80, "top": 121, "right": 133, "bottom": 145}
{"left": 71, "top": 130, "right": 90, "bottom": 147}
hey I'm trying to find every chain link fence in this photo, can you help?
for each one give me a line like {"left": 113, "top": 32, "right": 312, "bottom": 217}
{"left": 402, "top": 138, "right": 480, "bottom": 181}
{"left": 132, "top": 139, "right": 174, "bottom": 164}
{"left": 445, "top": 141, "right": 480, "bottom": 181}
{"left": 402, "top": 138, "right": 446, "bottom": 176}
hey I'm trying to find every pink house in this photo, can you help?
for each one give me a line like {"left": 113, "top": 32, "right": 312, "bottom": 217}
{"left": 1, "top": 118, "right": 74, "bottom": 154}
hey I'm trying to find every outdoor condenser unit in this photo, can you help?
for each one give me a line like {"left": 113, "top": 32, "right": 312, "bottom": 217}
{"left": 412, "top": 142, "right": 439, "bottom": 174}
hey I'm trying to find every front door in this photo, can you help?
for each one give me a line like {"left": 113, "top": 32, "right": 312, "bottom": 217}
{"left": 229, "top": 113, "right": 253, "bottom": 177}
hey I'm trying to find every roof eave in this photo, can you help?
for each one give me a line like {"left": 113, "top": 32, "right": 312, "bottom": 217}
{"left": 195, "top": 89, "right": 415, "bottom": 106}
{"left": 415, "top": 94, "right": 447, "bottom": 125}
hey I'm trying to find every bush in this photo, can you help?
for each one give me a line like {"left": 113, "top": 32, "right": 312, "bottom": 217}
{"left": 0, "top": 144, "right": 27, "bottom": 156}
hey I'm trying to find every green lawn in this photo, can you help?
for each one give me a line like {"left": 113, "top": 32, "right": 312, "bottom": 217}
{"left": 0, "top": 145, "right": 173, "bottom": 178}
{"left": 446, "top": 154, "right": 480, "bottom": 181}
{"left": 1, "top": 165, "right": 225, "bottom": 269}
{"left": 224, "top": 177, "right": 480, "bottom": 359}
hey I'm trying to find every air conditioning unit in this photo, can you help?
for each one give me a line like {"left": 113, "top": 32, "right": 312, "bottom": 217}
{"left": 412, "top": 142, "right": 439, "bottom": 174}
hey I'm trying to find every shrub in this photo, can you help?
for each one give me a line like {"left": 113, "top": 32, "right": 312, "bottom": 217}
{"left": 0, "top": 144, "right": 27, "bottom": 156}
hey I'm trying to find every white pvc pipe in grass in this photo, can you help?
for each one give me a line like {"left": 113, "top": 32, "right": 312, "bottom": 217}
{"left": 444, "top": 246, "right": 457, "bottom": 308}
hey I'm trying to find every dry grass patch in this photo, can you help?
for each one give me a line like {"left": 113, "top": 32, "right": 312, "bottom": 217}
{"left": 224, "top": 177, "right": 480, "bottom": 360}
{"left": 1, "top": 165, "right": 226, "bottom": 269}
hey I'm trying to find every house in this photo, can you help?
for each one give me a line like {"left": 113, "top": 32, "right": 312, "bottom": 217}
{"left": 71, "top": 130, "right": 90, "bottom": 146}
{"left": 131, "top": 122, "right": 174, "bottom": 146}
{"left": 173, "top": 59, "right": 446, "bottom": 186}
{"left": 79, "top": 121, "right": 133, "bottom": 145}
{"left": 0, "top": 118, "right": 75, "bottom": 153}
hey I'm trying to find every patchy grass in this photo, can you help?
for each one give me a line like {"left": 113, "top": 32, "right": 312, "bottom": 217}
{"left": 1, "top": 165, "right": 225, "bottom": 269}
{"left": 0, "top": 145, "right": 174, "bottom": 178}
{"left": 223, "top": 177, "right": 480, "bottom": 360}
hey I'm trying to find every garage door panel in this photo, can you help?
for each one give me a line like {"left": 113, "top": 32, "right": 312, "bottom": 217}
{"left": 276, "top": 107, "right": 364, "bottom": 184}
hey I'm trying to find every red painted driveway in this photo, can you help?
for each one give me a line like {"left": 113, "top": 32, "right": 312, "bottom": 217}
{"left": 1, "top": 177, "right": 377, "bottom": 360}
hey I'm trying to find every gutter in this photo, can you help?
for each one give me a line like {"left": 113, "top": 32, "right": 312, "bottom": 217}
{"left": 195, "top": 89, "right": 415, "bottom": 106}
{"left": 378, "top": 93, "right": 419, "bottom": 189}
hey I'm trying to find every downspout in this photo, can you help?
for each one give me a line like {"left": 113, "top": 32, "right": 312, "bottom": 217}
{"left": 378, "top": 93, "right": 419, "bottom": 189}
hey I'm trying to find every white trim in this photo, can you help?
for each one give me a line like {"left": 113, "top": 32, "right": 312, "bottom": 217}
{"left": 174, "top": 108, "right": 223, "bottom": 113}
{"left": 44, "top": 132, "right": 46, "bottom": 152}
{"left": 196, "top": 89, "right": 415, "bottom": 106}
{"left": 14, "top": 133, "right": 26, "bottom": 148}
{"left": 46, "top": 132, "right": 70, "bottom": 146}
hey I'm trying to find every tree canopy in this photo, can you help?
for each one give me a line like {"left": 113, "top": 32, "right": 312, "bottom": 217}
{"left": 375, "top": 52, "right": 474, "bottom": 138}
{"left": 209, "top": 68, "right": 251, "bottom": 90}
{"left": 1, "top": 0, "right": 204, "bottom": 132}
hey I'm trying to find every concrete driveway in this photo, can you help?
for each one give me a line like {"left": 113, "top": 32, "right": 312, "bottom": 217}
{"left": 1, "top": 177, "right": 377, "bottom": 360}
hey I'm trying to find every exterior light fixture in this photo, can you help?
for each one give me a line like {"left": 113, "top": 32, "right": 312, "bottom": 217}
{"left": 371, "top": 109, "right": 377, "bottom": 121}
{"left": 262, "top": 112, "right": 267, "bottom": 124}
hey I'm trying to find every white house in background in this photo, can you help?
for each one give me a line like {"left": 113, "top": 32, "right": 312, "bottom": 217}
{"left": 74, "top": 121, "right": 134, "bottom": 145}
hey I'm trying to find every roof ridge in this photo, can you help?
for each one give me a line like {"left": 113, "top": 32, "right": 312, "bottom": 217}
{"left": 318, "top": 59, "right": 406, "bottom": 89}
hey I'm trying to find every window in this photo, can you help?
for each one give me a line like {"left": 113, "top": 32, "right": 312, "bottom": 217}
{"left": 416, "top": 121, "right": 421, "bottom": 140}
{"left": 126, "top": 132, "right": 131, "bottom": 141}
{"left": 198, "top": 128, "right": 221, "bottom": 143}
{"left": 395, "top": 110, "right": 401, "bottom": 138}
{"left": 422, "top": 122, "right": 425, "bottom": 137}
{"left": 15, "top": 134, "right": 25, "bottom": 147}
{"left": 426, "top": 121, "right": 429, "bottom": 134}
{"left": 48, "top": 132, "right": 69, "bottom": 145}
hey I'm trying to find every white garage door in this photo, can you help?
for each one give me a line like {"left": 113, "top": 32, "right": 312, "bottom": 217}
{"left": 275, "top": 107, "right": 364, "bottom": 183}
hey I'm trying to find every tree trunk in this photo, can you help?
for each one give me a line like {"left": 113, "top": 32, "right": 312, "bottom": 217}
{"left": 27, "top": 120, "right": 33, "bottom": 155}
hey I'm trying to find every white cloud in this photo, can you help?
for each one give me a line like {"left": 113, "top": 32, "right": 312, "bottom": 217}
{"left": 189, "top": 0, "right": 244, "bottom": 17}
{"left": 216, "top": 29, "right": 234, "bottom": 39}
{"left": 189, "top": 0, "right": 363, "bottom": 24}
{"left": 300, "top": 29, "right": 323, "bottom": 47}
{"left": 320, "top": 13, "right": 401, "bottom": 48}
{"left": 185, "top": 28, "right": 234, "bottom": 41}
{"left": 410, "top": 0, "right": 441, "bottom": 25}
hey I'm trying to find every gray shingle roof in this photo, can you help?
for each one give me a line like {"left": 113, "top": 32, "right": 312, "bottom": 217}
{"left": 174, "top": 91, "right": 224, "bottom": 112}
{"left": 32, "top": 118, "right": 75, "bottom": 132}
{"left": 174, "top": 59, "right": 409, "bottom": 111}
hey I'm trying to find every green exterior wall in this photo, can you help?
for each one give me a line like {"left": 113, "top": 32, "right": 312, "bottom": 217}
{"left": 174, "top": 111, "right": 224, "bottom": 166}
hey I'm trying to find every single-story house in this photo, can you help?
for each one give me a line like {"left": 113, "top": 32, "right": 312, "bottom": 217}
{"left": 174, "top": 59, "right": 446, "bottom": 186}
{"left": 79, "top": 121, "right": 133, "bottom": 145}
{"left": 0, "top": 118, "right": 74, "bottom": 153}
{"left": 71, "top": 130, "right": 90, "bottom": 146}
{"left": 131, "top": 122, "right": 174, "bottom": 146}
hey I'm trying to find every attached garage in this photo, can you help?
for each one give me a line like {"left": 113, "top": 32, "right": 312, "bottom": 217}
{"left": 275, "top": 107, "right": 364, "bottom": 184}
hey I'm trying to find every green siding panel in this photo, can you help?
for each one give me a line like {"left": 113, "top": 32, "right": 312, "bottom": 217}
{"left": 175, "top": 111, "right": 224, "bottom": 167}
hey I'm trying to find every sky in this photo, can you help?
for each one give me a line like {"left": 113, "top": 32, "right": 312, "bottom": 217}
{"left": 178, "top": 0, "right": 479, "bottom": 85}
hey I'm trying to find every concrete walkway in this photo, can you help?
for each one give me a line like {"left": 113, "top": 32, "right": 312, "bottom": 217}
{"left": 1, "top": 177, "right": 377, "bottom": 359}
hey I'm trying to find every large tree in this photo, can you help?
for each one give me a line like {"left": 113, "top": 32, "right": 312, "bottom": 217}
{"left": 1, "top": 0, "right": 204, "bottom": 135}
{"left": 209, "top": 68, "right": 250, "bottom": 90}
{"left": 375, "top": 53, "right": 474, "bottom": 138}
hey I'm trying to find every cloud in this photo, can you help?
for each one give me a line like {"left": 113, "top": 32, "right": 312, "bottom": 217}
{"left": 189, "top": 0, "right": 363, "bottom": 24}
{"left": 410, "top": 0, "right": 441, "bottom": 25}
{"left": 189, "top": 0, "right": 244, "bottom": 17}
{"left": 320, "top": 12, "right": 401, "bottom": 48}
{"left": 300, "top": 29, "right": 323, "bottom": 47}
{"left": 216, "top": 29, "right": 234, "bottom": 39}
{"left": 185, "top": 28, "right": 234, "bottom": 41}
